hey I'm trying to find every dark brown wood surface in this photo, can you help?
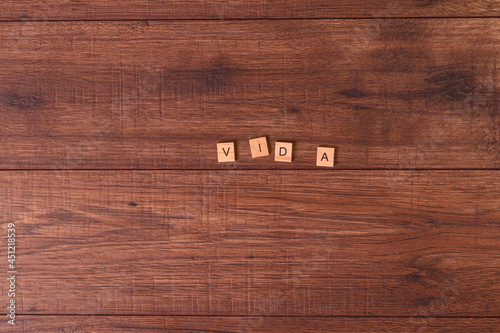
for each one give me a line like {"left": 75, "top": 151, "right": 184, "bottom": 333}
{"left": 1, "top": 0, "right": 499, "bottom": 20}
{"left": 1, "top": 0, "right": 499, "bottom": 331}
{"left": 1, "top": 171, "right": 499, "bottom": 320}
{"left": 1, "top": 316, "right": 499, "bottom": 332}
{"left": 0, "top": 19, "right": 499, "bottom": 169}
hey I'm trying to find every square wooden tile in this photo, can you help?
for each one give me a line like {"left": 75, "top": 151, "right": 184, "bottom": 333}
{"left": 316, "top": 147, "right": 335, "bottom": 167}
{"left": 274, "top": 142, "right": 293, "bottom": 162}
{"left": 249, "top": 137, "right": 269, "bottom": 158}
{"left": 217, "top": 142, "right": 235, "bottom": 162}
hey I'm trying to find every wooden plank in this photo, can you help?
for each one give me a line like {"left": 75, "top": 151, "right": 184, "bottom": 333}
{"left": 1, "top": 171, "right": 499, "bottom": 316}
{"left": 2, "top": 316, "right": 500, "bottom": 332}
{"left": 0, "top": 19, "right": 498, "bottom": 170}
{"left": 0, "top": 0, "right": 499, "bottom": 20}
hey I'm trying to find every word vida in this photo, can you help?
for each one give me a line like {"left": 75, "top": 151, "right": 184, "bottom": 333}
{"left": 217, "top": 136, "right": 335, "bottom": 167}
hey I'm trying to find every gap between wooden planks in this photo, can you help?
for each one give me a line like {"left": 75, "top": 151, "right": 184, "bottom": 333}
{"left": 0, "top": 170, "right": 498, "bottom": 317}
{"left": 0, "top": 19, "right": 498, "bottom": 169}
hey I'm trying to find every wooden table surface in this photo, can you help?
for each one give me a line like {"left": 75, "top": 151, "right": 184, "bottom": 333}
{"left": 1, "top": 1, "right": 499, "bottom": 332}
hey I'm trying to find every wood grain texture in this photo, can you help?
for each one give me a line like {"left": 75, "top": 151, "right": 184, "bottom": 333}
{"left": 2, "top": 316, "right": 500, "bottom": 332}
{"left": 1, "top": 171, "right": 499, "bottom": 317}
{"left": 0, "top": 19, "right": 499, "bottom": 170}
{"left": 0, "top": 0, "right": 499, "bottom": 20}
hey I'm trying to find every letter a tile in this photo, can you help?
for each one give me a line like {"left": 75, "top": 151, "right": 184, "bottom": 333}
{"left": 316, "top": 147, "right": 335, "bottom": 167}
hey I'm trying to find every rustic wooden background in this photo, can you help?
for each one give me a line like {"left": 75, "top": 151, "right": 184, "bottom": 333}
{"left": 1, "top": 0, "right": 499, "bottom": 332}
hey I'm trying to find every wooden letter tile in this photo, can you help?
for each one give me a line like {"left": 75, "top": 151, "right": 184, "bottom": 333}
{"left": 217, "top": 142, "right": 235, "bottom": 162}
{"left": 316, "top": 147, "right": 335, "bottom": 167}
{"left": 249, "top": 137, "right": 269, "bottom": 158}
{"left": 274, "top": 142, "right": 293, "bottom": 162}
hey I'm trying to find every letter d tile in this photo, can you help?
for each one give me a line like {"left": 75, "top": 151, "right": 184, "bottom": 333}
{"left": 275, "top": 142, "right": 293, "bottom": 162}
